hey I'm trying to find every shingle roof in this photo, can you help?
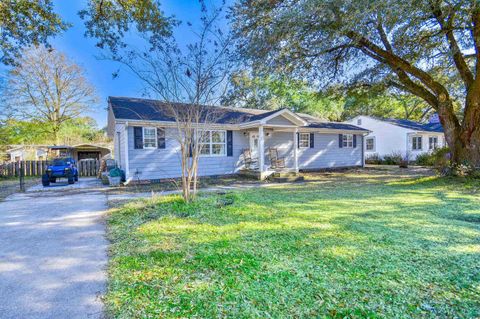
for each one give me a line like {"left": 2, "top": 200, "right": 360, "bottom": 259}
{"left": 109, "top": 96, "right": 277, "bottom": 124}
{"left": 109, "top": 96, "right": 368, "bottom": 131}
{"left": 380, "top": 118, "right": 444, "bottom": 132}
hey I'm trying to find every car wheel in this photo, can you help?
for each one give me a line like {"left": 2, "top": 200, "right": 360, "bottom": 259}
{"left": 42, "top": 174, "right": 50, "bottom": 187}
{"left": 74, "top": 174, "right": 79, "bottom": 182}
{"left": 67, "top": 173, "right": 74, "bottom": 185}
{"left": 50, "top": 177, "right": 56, "bottom": 183}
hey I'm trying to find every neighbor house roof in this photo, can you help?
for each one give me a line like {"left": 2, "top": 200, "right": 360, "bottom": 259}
{"left": 109, "top": 96, "right": 368, "bottom": 132}
{"left": 379, "top": 118, "right": 444, "bottom": 133}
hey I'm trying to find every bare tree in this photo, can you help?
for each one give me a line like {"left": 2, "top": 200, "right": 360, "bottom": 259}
{"left": 106, "top": 3, "right": 233, "bottom": 202}
{"left": 6, "top": 46, "right": 98, "bottom": 144}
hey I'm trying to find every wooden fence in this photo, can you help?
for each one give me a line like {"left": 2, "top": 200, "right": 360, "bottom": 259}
{"left": 0, "top": 159, "right": 100, "bottom": 177}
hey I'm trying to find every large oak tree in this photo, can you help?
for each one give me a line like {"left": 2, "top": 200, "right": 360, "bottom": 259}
{"left": 232, "top": 0, "right": 480, "bottom": 166}
{"left": 0, "top": 0, "right": 172, "bottom": 65}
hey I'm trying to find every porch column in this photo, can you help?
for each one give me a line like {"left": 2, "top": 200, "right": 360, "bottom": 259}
{"left": 258, "top": 125, "right": 265, "bottom": 176}
{"left": 293, "top": 128, "right": 299, "bottom": 173}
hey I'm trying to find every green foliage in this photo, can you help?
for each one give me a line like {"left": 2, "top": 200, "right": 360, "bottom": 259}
{"left": 365, "top": 153, "right": 382, "bottom": 165}
{"left": 382, "top": 152, "right": 403, "bottom": 165}
{"left": 105, "top": 171, "right": 480, "bottom": 318}
{"left": 0, "top": 0, "right": 69, "bottom": 65}
{"left": 79, "top": 0, "right": 176, "bottom": 57}
{"left": 2, "top": 117, "right": 107, "bottom": 145}
{"left": 222, "top": 72, "right": 344, "bottom": 120}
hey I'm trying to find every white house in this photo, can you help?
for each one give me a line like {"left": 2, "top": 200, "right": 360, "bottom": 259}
{"left": 345, "top": 115, "right": 445, "bottom": 160}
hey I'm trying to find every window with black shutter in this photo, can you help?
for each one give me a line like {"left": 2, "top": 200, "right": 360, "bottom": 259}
{"left": 134, "top": 127, "right": 143, "bottom": 149}
{"left": 157, "top": 128, "right": 166, "bottom": 149}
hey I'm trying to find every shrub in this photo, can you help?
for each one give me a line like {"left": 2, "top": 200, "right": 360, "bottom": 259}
{"left": 415, "top": 152, "right": 435, "bottom": 166}
{"left": 383, "top": 152, "right": 403, "bottom": 165}
{"left": 365, "top": 153, "right": 382, "bottom": 164}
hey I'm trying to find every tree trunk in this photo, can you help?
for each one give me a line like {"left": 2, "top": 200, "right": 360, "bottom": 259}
{"left": 440, "top": 98, "right": 480, "bottom": 167}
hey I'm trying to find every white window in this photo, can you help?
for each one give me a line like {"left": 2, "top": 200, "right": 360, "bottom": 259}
{"left": 357, "top": 119, "right": 362, "bottom": 125}
{"left": 429, "top": 136, "right": 438, "bottom": 150}
{"left": 199, "top": 130, "right": 226, "bottom": 156}
{"left": 412, "top": 136, "right": 422, "bottom": 150}
{"left": 143, "top": 127, "right": 157, "bottom": 149}
{"left": 343, "top": 134, "right": 353, "bottom": 148}
{"left": 366, "top": 137, "right": 375, "bottom": 151}
{"left": 299, "top": 133, "right": 310, "bottom": 148}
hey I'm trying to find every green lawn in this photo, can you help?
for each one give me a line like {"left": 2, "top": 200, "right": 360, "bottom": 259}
{"left": 106, "top": 169, "right": 480, "bottom": 318}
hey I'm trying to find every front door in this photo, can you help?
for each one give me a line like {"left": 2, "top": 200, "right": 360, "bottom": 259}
{"left": 249, "top": 132, "right": 259, "bottom": 158}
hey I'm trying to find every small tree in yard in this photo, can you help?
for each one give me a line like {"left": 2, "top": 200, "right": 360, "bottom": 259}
{"left": 6, "top": 46, "right": 97, "bottom": 144}
{"left": 233, "top": 0, "right": 480, "bottom": 170}
{"left": 86, "top": 3, "right": 233, "bottom": 202}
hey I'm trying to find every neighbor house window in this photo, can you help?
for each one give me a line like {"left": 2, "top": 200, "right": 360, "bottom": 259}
{"left": 143, "top": 127, "right": 157, "bottom": 149}
{"left": 412, "top": 136, "right": 422, "bottom": 150}
{"left": 343, "top": 134, "right": 353, "bottom": 148}
{"left": 429, "top": 136, "right": 438, "bottom": 150}
{"left": 366, "top": 137, "right": 375, "bottom": 151}
{"left": 299, "top": 133, "right": 310, "bottom": 148}
{"left": 357, "top": 119, "right": 362, "bottom": 125}
{"left": 199, "top": 130, "right": 226, "bottom": 156}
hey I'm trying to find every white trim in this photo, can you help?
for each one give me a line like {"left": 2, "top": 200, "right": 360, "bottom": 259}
{"left": 293, "top": 128, "right": 299, "bottom": 173}
{"left": 198, "top": 130, "right": 227, "bottom": 157}
{"left": 365, "top": 136, "right": 376, "bottom": 152}
{"left": 428, "top": 135, "right": 439, "bottom": 150}
{"left": 411, "top": 135, "right": 423, "bottom": 151}
{"left": 123, "top": 123, "right": 130, "bottom": 181}
{"left": 298, "top": 132, "right": 310, "bottom": 148}
{"left": 258, "top": 125, "right": 265, "bottom": 176}
{"left": 142, "top": 127, "right": 157, "bottom": 149}
{"left": 342, "top": 134, "right": 354, "bottom": 148}
{"left": 259, "top": 109, "right": 308, "bottom": 126}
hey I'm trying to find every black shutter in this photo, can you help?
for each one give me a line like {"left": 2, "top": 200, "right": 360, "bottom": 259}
{"left": 134, "top": 127, "right": 143, "bottom": 149}
{"left": 297, "top": 132, "right": 300, "bottom": 149}
{"left": 226, "top": 130, "right": 233, "bottom": 156}
{"left": 353, "top": 134, "right": 357, "bottom": 148}
{"left": 157, "top": 128, "right": 166, "bottom": 149}
{"left": 339, "top": 134, "right": 343, "bottom": 148}
{"left": 309, "top": 133, "right": 314, "bottom": 148}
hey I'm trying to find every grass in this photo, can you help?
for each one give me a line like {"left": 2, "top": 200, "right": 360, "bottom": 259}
{"left": 105, "top": 169, "right": 480, "bottom": 318}
{"left": 0, "top": 176, "right": 37, "bottom": 201}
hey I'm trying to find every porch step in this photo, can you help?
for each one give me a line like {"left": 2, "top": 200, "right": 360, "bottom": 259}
{"left": 238, "top": 169, "right": 261, "bottom": 180}
{"left": 270, "top": 176, "right": 305, "bottom": 183}
{"left": 272, "top": 171, "right": 299, "bottom": 178}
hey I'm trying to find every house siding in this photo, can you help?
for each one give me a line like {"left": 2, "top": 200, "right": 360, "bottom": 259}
{"left": 127, "top": 127, "right": 249, "bottom": 180}
{"left": 265, "top": 132, "right": 363, "bottom": 169}
{"left": 347, "top": 116, "right": 446, "bottom": 160}
{"left": 266, "top": 115, "right": 295, "bottom": 126}
{"left": 113, "top": 124, "right": 126, "bottom": 171}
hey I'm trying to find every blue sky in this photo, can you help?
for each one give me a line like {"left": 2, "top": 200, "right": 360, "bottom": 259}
{"left": 50, "top": 0, "right": 228, "bottom": 127}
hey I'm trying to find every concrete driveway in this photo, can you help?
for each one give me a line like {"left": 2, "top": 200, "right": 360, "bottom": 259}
{"left": 0, "top": 179, "right": 108, "bottom": 319}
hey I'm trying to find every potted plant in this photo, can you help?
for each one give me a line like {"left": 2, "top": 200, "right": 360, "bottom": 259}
{"left": 108, "top": 168, "right": 123, "bottom": 186}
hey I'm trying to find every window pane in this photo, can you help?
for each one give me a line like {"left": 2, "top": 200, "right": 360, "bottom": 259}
{"left": 200, "top": 144, "right": 210, "bottom": 155}
{"left": 211, "top": 131, "right": 225, "bottom": 143}
{"left": 199, "top": 132, "right": 210, "bottom": 143}
{"left": 299, "top": 133, "right": 309, "bottom": 147}
{"left": 212, "top": 144, "right": 225, "bottom": 155}
{"left": 143, "top": 128, "right": 156, "bottom": 148}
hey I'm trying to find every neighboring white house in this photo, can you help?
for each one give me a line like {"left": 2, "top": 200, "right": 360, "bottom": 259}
{"left": 345, "top": 115, "right": 445, "bottom": 160}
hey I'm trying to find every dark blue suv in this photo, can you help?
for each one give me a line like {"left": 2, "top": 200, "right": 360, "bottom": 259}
{"left": 42, "top": 157, "right": 79, "bottom": 186}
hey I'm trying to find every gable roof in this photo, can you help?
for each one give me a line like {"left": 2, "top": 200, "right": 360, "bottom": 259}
{"left": 109, "top": 96, "right": 368, "bottom": 132}
{"left": 379, "top": 117, "right": 443, "bottom": 133}
{"left": 109, "top": 96, "right": 279, "bottom": 125}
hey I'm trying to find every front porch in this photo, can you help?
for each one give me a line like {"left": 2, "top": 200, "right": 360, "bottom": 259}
{"left": 237, "top": 120, "right": 302, "bottom": 180}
